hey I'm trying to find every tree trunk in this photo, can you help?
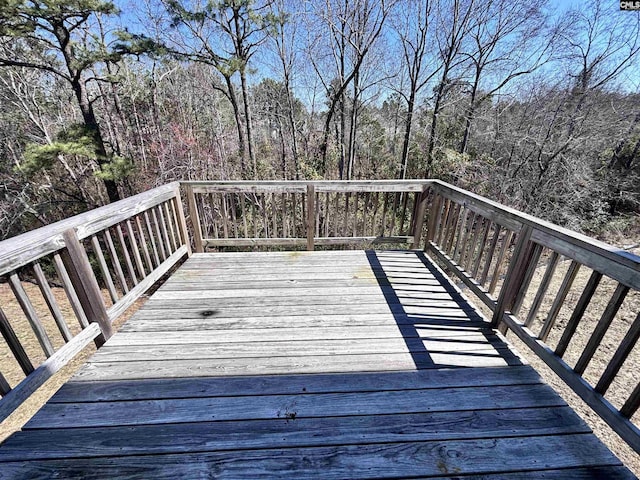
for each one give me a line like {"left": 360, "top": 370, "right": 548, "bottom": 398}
{"left": 239, "top": 68, "right": 257, "bottom": 177}
{"left": 400, "top": 85, "right": 417, "bottom": 179}
{"left": 425, "top": 77, "right": 446, "bottom": 178}
{"left": 460, "top": 70, "right": 480, "bottom": 154}
{"left": 224, "top": 75, "right": 248, "bottom": 177}
{"left": 70, "top": 79, "right": 120, "bottom": 203}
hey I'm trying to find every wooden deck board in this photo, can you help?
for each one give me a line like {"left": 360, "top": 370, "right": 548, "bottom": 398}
{"left": 0, "top": 250, "right": 633, "bottom": 479}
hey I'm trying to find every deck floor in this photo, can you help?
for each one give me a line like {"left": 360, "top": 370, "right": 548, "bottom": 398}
{"left": 0, "top": 250, "right": 634, "bottom": 478}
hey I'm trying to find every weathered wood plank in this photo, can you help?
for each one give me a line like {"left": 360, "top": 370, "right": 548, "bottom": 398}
{"left": 27, "top": 383, "right": 564, "bottom": 428}
{"left": 104, "top": 325, "right": 490, "bottom": 346}
{"left": 120, "top": 314, "right": 488, "bottom": 332}
{"left": 50, "top": 365, "right": 542, "bottom": 402}
{"left": 0, "top": 406, "right": 587, "bottom": 461}
{"left": 0, "top": 434, "right": 625, "bottom": 480}
{"left": 91, "top": 335, "right": 507, "bottom": 362}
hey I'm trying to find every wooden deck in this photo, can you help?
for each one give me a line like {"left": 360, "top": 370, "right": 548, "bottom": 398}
{"left": 0, "top": 250, "right": 634, "bottom": 479}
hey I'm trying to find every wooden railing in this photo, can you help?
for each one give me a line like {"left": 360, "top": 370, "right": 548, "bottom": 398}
{"left": 425, "top": 180, "right": 640, "bottom": 455}
{"left": 0, "top": 182, "right": 190, "bottom": 420}
{"left": 1, "top": 178, "right": 638, "bottom": 456}
{"left": 183, "top": 181, "right": 429, "bottom": 252}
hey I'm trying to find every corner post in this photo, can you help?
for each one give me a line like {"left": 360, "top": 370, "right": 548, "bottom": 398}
{"left": 185, "top": 184, "right": 204, "bottom": 253}
{"left": 411, "top": 185, "right": 429, "bottom": 249}
{"left": 306, "top": 184, "right": 315, "bottom": 251}
{"left": 61, "top": 228, "right": 113, "bottom": 345}
{"left": 173, "top": 183, "right": 192, "bottom": 256}
{"left": 491, "top": 224, "right": 535, "bottom": 333}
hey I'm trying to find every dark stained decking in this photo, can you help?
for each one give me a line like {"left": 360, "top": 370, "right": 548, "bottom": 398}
{"left": 0, "top": 250, "right": 634, "bottom": 479}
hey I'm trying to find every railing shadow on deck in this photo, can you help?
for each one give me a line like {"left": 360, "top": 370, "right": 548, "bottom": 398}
{"left": 365, "top": 249, "right": 523, "bottom": 370}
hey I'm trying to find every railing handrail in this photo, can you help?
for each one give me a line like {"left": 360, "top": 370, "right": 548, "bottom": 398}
{"left": 431, "top": 180, "right": 640, "bottom": 272}
{"left": 0, "top": 182, "right": 180, "bottom": 277}
{"left": 0, "top": 181, "right": 189, "bottom": 421}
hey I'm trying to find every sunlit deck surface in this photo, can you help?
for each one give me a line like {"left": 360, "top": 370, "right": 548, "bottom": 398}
{"left": 0, "top": 250, "right": 634, "bottom": 478}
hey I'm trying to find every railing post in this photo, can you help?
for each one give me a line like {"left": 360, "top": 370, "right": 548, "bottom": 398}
{"left": 425, "top": 191, "right": 443, "bottom": 244}
{"left": 411, "top": 185, "right": 429, "bottom": 249}
{"left": 306, "top": 184, "right": 315, "bottom": 251}
{"left": 185, "top": 184, "right": 204, "bottom": 253}
{"left": 174, "top": 184, "right": 192, "bottom": 256}
{"left": 60, "top": 229, "right": 113, "bottom": 345}
{"left": 491, "top": 224, "right": 534, "bottom": 333}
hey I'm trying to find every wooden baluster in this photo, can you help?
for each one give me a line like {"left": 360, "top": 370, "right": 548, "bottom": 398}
{"left": 362, "top": 191, "right": 370, "bottom": 236}
{"left": 512, "top": 243, "right": 544, "bottom": 317}
{"left": 574, "top": 283, "right": 630, "bottom": 375}
{"left": 459, "top": 212, "right": 478, "bottom": 267}
{"left": 209, "top": 193, "right": 218, "bottom": 240}
{"left": 555, "top": 270, "right": 603, "bottom": 357}
{"left": 488, "top": 229, "right": 514, "bottom": 295}
{"left": 537, "top": 260, "right": 582, "bottom": 341}
{"left": 343, "top": 192, "right": 351, "bottom": 236}
{"left": 333, "top": 191, "right": 340, "bottom": 237}
{"left": 151, "top": 208, "right": 167, "bottom": 260}
{"left": 0, "top": 372, "right": 11, "bottom": 396}
{"left": 352, "top": 192, "right": 359, "bottom": 237}
{"left": 135, "top": 216, "right": 154, "bottom": 273}
{"left": 622, "top": 380, "right": 640, "bottom": 418}
{"left": 491, "top": 225, "right": 534, "bottom": 330}
{"left": 9, "top": 273, "right": 54, "bottom": 357}
{"left": 163, "top": 202, "right": 178, "bottom": 252}
{"left": 380, "top": 192, "right": 389, "bottom": 237}
{"left": 33, "top": 262, "right": 73, "bottom": 342}
{"left": 389, "top": 192, "right": 399, "bottom": 235}
{"left": 524, "top": 251, "right": 560, "bottom": 327}
{"left": 53, "top": 253, "right": 89, "bottom": 329}
{"left": 435, "top": 198, "right": 450, "bottom": 245}
{"left": 452, "top": 209, "right": 470, "bottom": 262}
{"left": 324, "top": 192, "right": 330, "bottom": 237}
{"left": 444, "top": 203, "right": 461, "bottom": 254}
{"left": 0, "top": 306, "right": 34, "bottom": 375}
{"left": 116, "top": 224, "right": 138, "bottom": 285}
{"left": 240, "top": 194, "right": 249, "bottom": 239}
{"left": 168, "top": 197, "right": 183, "bottom": 246}
{"left": 399, "top": 191, "right": 410, "bottom": 234}
{"left": 480, "top": 224, "right": 501, "bottom": 286}
{"left": 252, "top": 194, "right": 259, "bottom": 238}
{"left": 230, "top": 194, "right": 239, "bottom": 239}
{"left": 103, "top": 229, "right": 129, "bottom": 293}
{"left": 156, "top": 205, "right": 172, "bottom": 256}
{"left": 89, "top": 235, "right": 118, "bottom": 303}
{"left": 126, "top": 220, "right": 147, "bottom": 278}
{"left": 471, "top": 219, "right": 491, "bottom": 277}
{"left": 261, "top": 194, "right": 269, "bottom": 238}
{"left": 143, "top": 211, "right": 161, "bottom": 266}
{"left": 272, "top": 193, "right": 279, "bottom": 238}
{"left": 596, "top": 311, "right": 640, "bottom": 394}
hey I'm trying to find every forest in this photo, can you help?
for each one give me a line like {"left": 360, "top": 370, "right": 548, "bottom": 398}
{"left": 0, "top": 0, "right": 639, "bottom": 240}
